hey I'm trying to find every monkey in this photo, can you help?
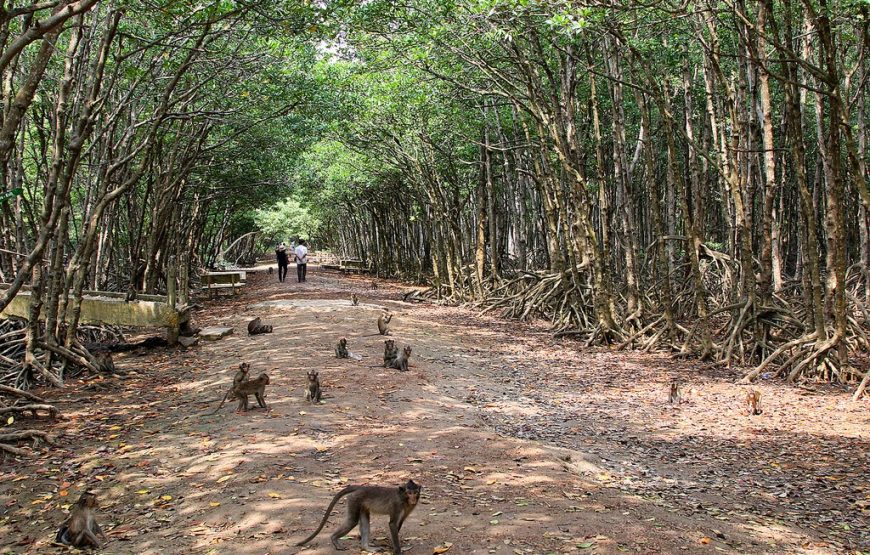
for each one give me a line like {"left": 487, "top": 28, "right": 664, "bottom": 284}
{"left": 746, "top": 389, "right": 762, "bottom": 415}
{"left": 304, "top": 370, "right": 322, "bottom": 403}
{"left": 55, "top": 491, "right": 107, "bottom": 549}
{"left": 370, "top": 280, "right": 378, "bottom": 290}
{"left": 668, "top": 381, "right": 681, "bottom": 404}
{"left": 378, "top": 312, "right": 392, "bottom": 335}
{"left": 297, "top": 479, "right": 422, "bottom": 555}
{"left": 383, "top": 339, "right": 398, "bottom": 367}
{"left": 335, "top": 337, "right": 349, "bottom": 359}
{"left": 351, "top": 293, "right": 359, "bottom": 306}
{"left": 388, "top": 346, "right": 412, "bottom": 372}
{"left": 247, "top": 317, "right": 273, "bottom": 335}
{"left": 124, "top": 284, "right": 137, "bottom": 302}
{"left": 92, "top": 350, "right": 115, "bottom": 374}
{"left": 268, "top": 266, "right": 274, "bottom": 275}
{"left": 235, "top": 373, "right": 270, "bottom": 412}
{"left": 207, "top": 363, "right": 250, "bottom": 414}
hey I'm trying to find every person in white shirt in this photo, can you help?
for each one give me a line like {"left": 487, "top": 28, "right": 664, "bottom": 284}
{"left": 294, "top": 239, "right": 309, "bottom": 283}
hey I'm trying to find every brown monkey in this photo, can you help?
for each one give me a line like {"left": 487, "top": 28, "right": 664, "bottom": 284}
{"left": 746, "top": 390, "right": 762, "bottom": 415}
{"left": 351, "top": 293, "right": 359, "bottom": 306}
{"left": 268, "top": 266, "right": 274, "bottom": 275}
{"left": 389, "top": 346, "right": 412, "bottom": 372}
{"left": 370, "top": 280, "right": 379, "bottom": 290}
{"left": 235, "top": 373, "right": 270, "bottom": 412}
{"left": 383, "top": 339, "right": 398, "bottom": 367}
{"left": 247, "top": 317, "right": 273, "bottom": 335}
{"left": 335, "top": 338, "right": 349, "bottom": 359}
{"left": 55, "top": 491, "right": 107, "bottom": 548}
{"left": 305, "top": 370, "right": 322, "bottom": 402}
{"left": 208, "top": 363, "right": 250, "bottom": 414}
{"left": 124, "top": 284, "right": 137, "bottom": 302}
{"left": 297, "top": 480, "right": 422, "bottom": 555}
{"left": 668, "top": 381, "right": 681, "bottom": 404}
{"left": 378, "top": 312, "right": 392, "bottom": 335}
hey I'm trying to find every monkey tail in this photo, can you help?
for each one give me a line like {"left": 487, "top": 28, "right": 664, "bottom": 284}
{"left": 54, "top": 525, "right": 71, "bottom": 545}
{"left": 296, "top": 486, "right": 359, "bottom": 546}
{"left": 206, "top": 390, "right": 232, "bottom": 415}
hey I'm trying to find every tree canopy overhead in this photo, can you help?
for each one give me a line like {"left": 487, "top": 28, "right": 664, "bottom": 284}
{"left": 0, "top": 0, "right": 868, "bottom": 390}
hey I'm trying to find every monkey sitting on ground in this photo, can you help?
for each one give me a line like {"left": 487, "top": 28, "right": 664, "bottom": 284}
{"left": 389, "top": 346, "right": 412, "bottom": 372}
{"left": 351, "top": 293, "right": 359, "bottom": 306}
{"left": 378, "top": 312, "right": 392, "bottom": 335}
{"left": 305, "top": 370, "right": 322, "bottom": 402}
{"left": 383, "top": 339, "right": 398, "bottom": 367}
{"left": 268, "top": 266, "right": 274, "bottom": 275}
{"left": 124, "top": 284, "right": 137, "bottom": 303}
{"left": 335, "top": 338, "right": 349, "bottom": 359}
{"left": 297, "top": 479, "right": 422, "bottom": 555}
{"left": 668, "top": 381, "right": 681, "bottom": 404}
{"left": 208, "top": 363, "right": 250, "bottom": 414}
{"left": 235, "top": 373, "right": 270, "bottom": 412}
{"left": 247, "top": 317, "right": 273, "bottom": 335}
{"left": 55, "top": 491, "right": 107, "bottom": 549}
{"left": 745, "top": 389, "right": 762, "bottom": 415}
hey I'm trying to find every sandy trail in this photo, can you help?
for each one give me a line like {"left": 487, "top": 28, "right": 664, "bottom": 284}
{"left": 1, "top": 268, "right": 867, "bottom": 554}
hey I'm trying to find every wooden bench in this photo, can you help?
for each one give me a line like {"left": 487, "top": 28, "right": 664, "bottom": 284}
{"left": 202, "top": 271, "right": 245, "bottom": 297}
{"left": 339, "top": 259, "right": 370, "bottom": 274}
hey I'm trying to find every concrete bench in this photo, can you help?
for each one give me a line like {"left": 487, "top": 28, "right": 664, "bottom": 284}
{"left": 202, "top": 271, "right": 245, "bottom": 297}
{"left": 339, "top": 259, "right": 370, "bottom": 274}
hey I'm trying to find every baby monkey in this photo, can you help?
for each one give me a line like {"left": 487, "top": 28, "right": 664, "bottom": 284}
{"left": 55, "top": 491, "right": 107, "bottom": 549}
{"left": 351, "top": 293, "right": 359, "bottom": 306}
{"left": 668, "top": 381, "right": 681, "bottom": 404}
{"left": 745, "top": 389, "right": 762, "bottom": 415}
{"left": 235, "top": 373, "right": 270, "bottom": 412}
{"left": 208, "top": 362, "right": 250, "bottom": 415}
{"left": 389, "top": 346, "right": 412, "bottom": 372}
{"left": 305, "top": 370, "right": 322, "bottom": 402}
{"left": 335, "top": 337, "right": 349, "bottom": 359}
{"left": 297, "top": 479, "right": 422, "bottom": 555}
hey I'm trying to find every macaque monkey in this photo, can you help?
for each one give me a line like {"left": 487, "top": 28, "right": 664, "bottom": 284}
{"left": 124, "top": 284, "right": 137, "bottom": 302}
{"left": 93, "top": 351, "right": 115, "bottom": 374}
{"left": 268, "top": 266, "right": 274, "bottom": 275}
{"left": 208, "top": 363, "right": 250, "bottom": 414}
{"left": 335, "top": 337, "right": 349, "bottom": 359}
{"left": 370, "top": 280, "right": 379, "bottom": 290}
{"left": 383, "top": 339, "right": 398, "bottom": 367}
{"left": 55, "top": 491, "right": 107, "bottom": 548}
{"left": 668, "top": 381, "right": 681, "bottom": 404}
{"left": 247, "top": 317, "right": 273, "bottom": 335}
{"left": 351, "top": 293, "right": 359, "bottom": 306}
{"left": 378, "top": 312, "right": 392, "bottom": 335}
{"left": 235, "top": 373, "right": 270, "bottom": 411}
{"left": 745, "top": 389, "right": 762, "bottom": 415}
{"left": 389, "top": 346, "right": 412, "bottom": 372}
{"left": 305, "top": 370, "right": 322, "bottom": 402}
{"left": 297, "top": 479, "right": 422, "bottom": 555}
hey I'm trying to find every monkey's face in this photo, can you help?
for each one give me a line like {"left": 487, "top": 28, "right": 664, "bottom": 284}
{"left": 307, "top": 371, "right": 318, "bottom": 382}
{"left": 239, "top": 362, "right": 250, "bottom": 373}
{"left": 385, "top": 340, "right": 395, "bottom": 349}
{"left": 401, "top": 481, "right": 421, "bottom": 505}
{"left": 403, "top": 347, "right": 412, "bottom": 357}
{"left": 339, "top": 338, "right": 347, "bottom": 346}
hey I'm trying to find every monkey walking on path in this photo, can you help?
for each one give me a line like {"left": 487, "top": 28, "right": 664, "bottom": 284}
{"left": 297, "top": 480, "right": 422, "bottom": 555}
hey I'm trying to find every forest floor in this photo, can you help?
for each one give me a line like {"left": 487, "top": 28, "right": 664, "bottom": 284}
{"left": 1, "top": 268, "right": 868, "bottom": 555}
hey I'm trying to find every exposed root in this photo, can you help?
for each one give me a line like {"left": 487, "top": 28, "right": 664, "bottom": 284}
{"left": 0, "top": 429, "right": 57, "bottom": 457}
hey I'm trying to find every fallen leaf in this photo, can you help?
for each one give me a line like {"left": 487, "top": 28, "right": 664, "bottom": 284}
{"left": 433, "top": 542, "right": 453, "bottom": 554}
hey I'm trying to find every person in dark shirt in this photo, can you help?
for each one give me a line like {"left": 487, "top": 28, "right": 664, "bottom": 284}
{"left": 275, "top": 243, "right": 289, "bottom": 282}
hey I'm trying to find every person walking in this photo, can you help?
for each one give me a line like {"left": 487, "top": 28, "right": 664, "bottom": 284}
{"left": 275, "top": 242, "right": 289, "bottom": 282}
{"left": 295, "top": 239, "right": 308, "bottom": 283}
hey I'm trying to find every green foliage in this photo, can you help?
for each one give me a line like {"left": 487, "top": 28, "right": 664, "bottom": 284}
{"left": 254, "top": 197, "right": 322, "bottom": 246}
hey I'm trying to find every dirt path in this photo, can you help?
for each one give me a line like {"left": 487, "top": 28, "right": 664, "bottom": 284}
{"left": 1, "top": 268, "right": 868, "bottom": 554}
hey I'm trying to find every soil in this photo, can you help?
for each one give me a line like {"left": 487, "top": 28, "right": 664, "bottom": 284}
{"left": 1, "top": 268, "right": 868, "bottom": 555}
